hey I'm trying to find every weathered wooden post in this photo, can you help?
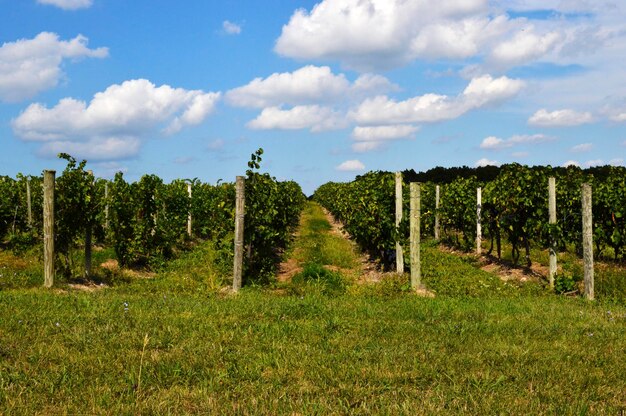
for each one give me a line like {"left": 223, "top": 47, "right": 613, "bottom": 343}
{"left": 104, "top": 182, "right": 109, "bottom": 231}
{"left": 187, "top": 182, "right": 193, "bottom": 237}
{"left": 548, "top": 177, "right": 557, "bottom": 289}
{"left": 410, "top": 183, "right": 421, "bottom": 289}
{"left": 84, "top": 170, "right": 93, "bottom": 279}
{"left": 233, "top": 176, "right": 245, "bottom": 291}
{"left": 395, "top": 172, "right": 404, "bottom": 273}
{"left": 26, "top": 177, "right": 33, "bottom": 228}
{"left": 582, "top": 183, "right": 594, "bottom": 300}
{"left": 476, "top": 187, "right": 482, "bottom": 255}
{"left": 434, "top": 184, "right": 440, "bottom": 240}
{"left": 43, "top": 170, "right": 55, "bottom": 288}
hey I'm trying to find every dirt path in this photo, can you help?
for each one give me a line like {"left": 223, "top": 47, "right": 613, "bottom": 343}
{"left": 276, "top": 202, "right": 391, "bottom": 284}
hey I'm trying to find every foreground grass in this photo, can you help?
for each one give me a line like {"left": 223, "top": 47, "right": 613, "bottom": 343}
{"left": 1, "top": 204, "right": 625, "bottom": 414}
{"left": 1, "top": 287, "right": 625, "bottom": 414}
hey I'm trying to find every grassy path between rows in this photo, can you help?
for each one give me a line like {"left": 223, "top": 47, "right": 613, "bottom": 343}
{"left": 0, "top": 201, "right": 625, "bottom": 414}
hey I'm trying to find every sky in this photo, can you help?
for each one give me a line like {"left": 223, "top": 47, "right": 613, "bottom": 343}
{"left": 1, "top": 0, "right": 625, "bottom": 195}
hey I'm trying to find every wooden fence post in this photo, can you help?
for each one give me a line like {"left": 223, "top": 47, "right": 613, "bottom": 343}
{"left": 104, "top": 182, "right": 109, "bottom": 230}
{"left": 26, "top": 177, "right": 32, "bottom": 228}
{"left": 410, "top": 183, "right": 421, "bottom": 289}
{"left": 187, "top": 182, "right": 192, "bottom": 237}
{"left": 233, "top": 176, "right": 245, "bottom": 291}
{"left": 43, "top": 170, "right": 55, "bottom": 288}
{"left": 395, "top": 172, "right": 404, "bottom": 273}
{"left": 582, "top": 183, "right": 594, "bottom": 300}
{"left": 476, "top": 187, "right": 482, "bottom": 255}
{"left": 548, "top": 177, "right": 557, "bottom": 288}
{"left": 434, "top": 185, "right": 440, "bottom": 240}
{"left": 84, "top": 170, "right": 93, "bottom": 279}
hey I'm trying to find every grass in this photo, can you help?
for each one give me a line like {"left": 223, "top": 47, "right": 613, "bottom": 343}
{"left": 292, "top": 202, "right": 358, "bottom": 270}
{"left": 1, "top": 288, "right": 625, "bottom": 414}
{"left": 1, "top": 203, "right": 625, "bottom": 414}
{"left": 477, "top": 237, "right": 626, "bottom": 304}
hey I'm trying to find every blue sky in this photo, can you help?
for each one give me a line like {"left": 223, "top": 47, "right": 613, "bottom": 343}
{"left": 1, "top": 0, "right": 625, "bottom": 194}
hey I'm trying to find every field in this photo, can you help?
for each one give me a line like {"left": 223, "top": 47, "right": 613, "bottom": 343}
{"left": 1, "top": 202, "right": 625, "bottom": 414}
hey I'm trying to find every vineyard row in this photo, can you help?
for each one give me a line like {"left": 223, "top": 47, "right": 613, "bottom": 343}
{"left": 0, "top": 152, "right": 306, "bottom": 286}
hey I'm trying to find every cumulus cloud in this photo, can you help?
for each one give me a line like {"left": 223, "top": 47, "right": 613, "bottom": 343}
{"left": 528, "top": 109, "right": 594, "bottom": 127}
{"left": 352, "top": 75, "right": 523, "bottom": 125}
{"left": 0, "top": 32, "right": 108, "bottom": 102}
{"left": 37, "top": 0, "right": 92, "bottom": 10}
{"left": 274, "top": 0, "right": 584, "bottom": 71}
{"left": 351, "top": 124, "right": 418, "bottom": 152}
{"left": 226, "top": 65, "right": 396, "bottom": 108}
{"left": 247, "top": 105, "right": 347, "bottom": 132}
{"left": 274, "top": 0, "right": 504, "bottom": 70}
{"left": 488, "top": 28, "right": 562, "bottom": 68}
{"left": 12, "top": 79, "right": 220, "bottom": 160}
{"left": 475, "top": 158, "right": 499, "bottom": 167}
{"left": 571, "top": 143, "right": 593, "bottom": 153}
{"left": 480, "top": 133, "right": 553, "bottom": 150}
{"left": 336, "top": 159, "right": 365, "bottom": 171}
{"left": 223, "top": 21, "right": 242, "bottom": 35}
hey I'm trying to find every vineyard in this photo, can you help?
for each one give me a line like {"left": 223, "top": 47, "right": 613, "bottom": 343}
{"left": 0, "top": 150, "right": 306, "bottom": 286}
{"left": 314, "top": 164, "right": 626, "bottom": 301}
{"left": 1, "top": 154, "right": 626, "bottom": 414}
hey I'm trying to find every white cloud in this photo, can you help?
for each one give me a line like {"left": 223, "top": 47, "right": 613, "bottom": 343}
{"left": 352, "top": 141, "right": 384, "bottom": 152}
{"left": 489, "top": 28, "right": 562, "bottom": 68}
{"left": 274, "top": 0, "right": 591, "bottom": 72}
{"left": 480, "top": 133, "right": 553, "bottom": 150}
{"left": 336, "top": 159, "right": 365, "bottom": 171}
{"left": 226, "top": 65, "right": 395, "bottom": 108}
{"left": 410, "top": 16, "right": 510, "bottom": 61}
{"left": 563, "top": 160, "right": 580, "bottom": 167}
{"left": 352, "top": 75, "right": 523, "bottom": 125}
{"left": 610, "top": 112, "right": 626, "bottom": 122}
{"left": 37, "top": 0, "right": 92, "bottom": 10}
{"left": 351, "top": 124, "right": 418, "bottom": 152}
{"left": 223, "top": 21, "right": 242, "bottom": 35}
{"left": 528, "top": 109, "right": 594, "bottom": 127}
{"left": 227, "top": 66, "right": 348, "bottom": 108}
{"left": 274, "top": 0, "right": 504, "bottom": 70}
{"left": 571, "top": 143, "right": 593, "bottom": 153}
{"left": 352, "top": 125, "right": 418, "bottom": 141}
{"left": 475, "top": 158, "right": 499, "bottom": 167}
{"left": 609, "top": 158, "right": 624, "bottom": 165}
{"left": 0, "top": 32, "right": 108, "bottom": 102}
{"left": 480, "top": 136, "right": 507, "bottom": 150}
{"left": 246, "top": 105, "right": 346, "bottom": 132}
{"left": 12, "top": 79, "right": 220, "bottom": 160}
{"left": 511, "top": 151, "right": 529, "bottom": 158}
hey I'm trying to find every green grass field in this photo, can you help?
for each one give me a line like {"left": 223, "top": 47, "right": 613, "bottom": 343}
{"left": 1, "top": 202, "right": 625, "bottom": 414}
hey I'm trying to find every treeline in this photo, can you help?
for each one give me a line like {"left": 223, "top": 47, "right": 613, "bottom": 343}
{"left": 403, "top": 164, "right": 622, "bottom": 184}
{"left": 0, "top": 150, "right": 306, "bottom": 283}
{"left": 314, "top": 164, "right": 626, "bottom": 269}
